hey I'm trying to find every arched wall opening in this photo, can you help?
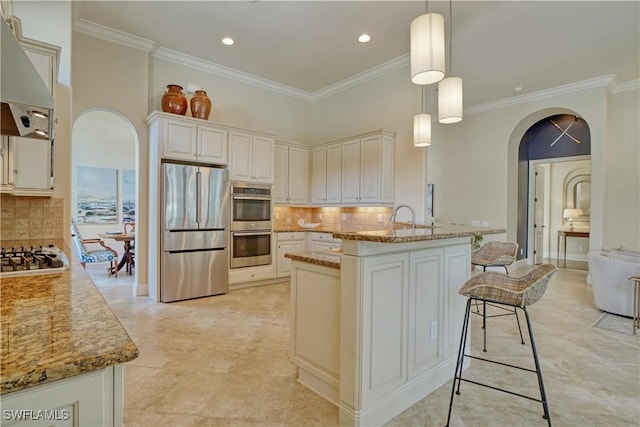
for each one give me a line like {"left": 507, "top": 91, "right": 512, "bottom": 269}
{"left": 507, "top": 108, "right": 594, "bottom": 265}
{"left": 71, "top": 108, "right": 139, "bottom": 285}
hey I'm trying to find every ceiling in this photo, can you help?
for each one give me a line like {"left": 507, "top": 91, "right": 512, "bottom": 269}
{"left": 74, "top": 1, "right": 639, "bottom": 106}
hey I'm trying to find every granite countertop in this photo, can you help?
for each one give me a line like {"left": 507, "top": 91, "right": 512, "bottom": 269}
{"left": 285, "top": 249, "right": 342, "bottom": 269}
{"left": 333, "top": 225, "right": 506, "bottom": 243}
{"left": 0, "top": 239, "right": 139, "bottom": 394}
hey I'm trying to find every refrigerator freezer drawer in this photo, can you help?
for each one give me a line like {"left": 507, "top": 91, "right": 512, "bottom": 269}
{"left": 163, "top": 229, "right": 228, "bottom": 252}
{"left": 161, "top": 248, "right": 228, "bottom": 302}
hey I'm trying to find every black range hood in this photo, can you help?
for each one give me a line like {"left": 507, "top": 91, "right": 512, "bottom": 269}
{"left": 1, "top": 19, "right": 53, "bottom": 141}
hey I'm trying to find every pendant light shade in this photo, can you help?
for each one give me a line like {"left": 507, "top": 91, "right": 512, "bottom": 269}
{"left": 410, "top": 13, "right": 445, "bottom": 85}
{"left": 438, "top": 76, "right": 463, "bottom": 123}
{"left": 414, "top": 113, "right": 432, "bottom": 147}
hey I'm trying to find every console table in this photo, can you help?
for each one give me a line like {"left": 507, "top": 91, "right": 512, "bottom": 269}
{"left": 557, "top": 229, "right": 589, "bottom": 267}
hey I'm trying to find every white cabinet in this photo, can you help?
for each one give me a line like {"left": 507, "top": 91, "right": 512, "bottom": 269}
{"left": 274, "top": 143, "right": 308, "bottom": 204}
{"left": 229, "top": 131, "right": 274, "bottom": 183}
{"left": 1, "top": 365, "right": 124, "bottom": 427}
{"left": 311, "top": 143, "right": 342, "bottom": 204}
{"left": 276, "top": 232, "right": 306, "bottom": 277}
{"left": 308, "top": 232, "right": 342, "bottom": 252}
{"left": 12, "top": 137, "right": 52, "bottom": 193}
{"left": 341, "top": 133, "right": 394, "bottom": 204}
{"left": 311, "top": 131, "right": 394, "bottom": 206}
{"left": 0, "top": 26, "right": 59, "bottom": 196}
{"left": 153, "top": 113, "right": 228, "bottom": 165}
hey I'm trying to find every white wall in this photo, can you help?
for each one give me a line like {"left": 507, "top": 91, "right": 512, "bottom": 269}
{"left": 72, "top": 32, "right": 150, "bottom": 289}
{"left": 150, "top": 57, "right": 311, "bottom": 143}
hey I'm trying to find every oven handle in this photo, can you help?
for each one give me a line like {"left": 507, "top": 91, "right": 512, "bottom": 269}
{"left": 232, "top": 195, "right": 272, "bottom": 201}
{"left": 232, "top": 231, "right": 272, "bottom": 237}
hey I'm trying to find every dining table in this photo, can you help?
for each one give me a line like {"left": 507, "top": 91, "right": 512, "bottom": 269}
{"left": 97, "top": 232, "right": 135, "bottom": 274}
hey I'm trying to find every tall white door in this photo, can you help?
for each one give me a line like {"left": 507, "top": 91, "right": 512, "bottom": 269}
{"left": 533, "top": 165, "right": 545, "bottom": 264}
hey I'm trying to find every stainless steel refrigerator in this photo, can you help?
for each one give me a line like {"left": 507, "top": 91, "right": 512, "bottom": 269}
{"left": 161, "top": 163, "right": 229, "bottom": 302}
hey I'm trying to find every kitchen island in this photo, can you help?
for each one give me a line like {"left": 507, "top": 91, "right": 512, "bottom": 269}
{"left": 287, "top": 225, "right": 505, "bottom": 427}
{"left": 0, "top": 240, "right": 139, "bottom": 426}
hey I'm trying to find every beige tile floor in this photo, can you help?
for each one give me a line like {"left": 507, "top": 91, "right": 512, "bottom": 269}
{"left": 87, "top": 264, "right": 639, "bottom": 426}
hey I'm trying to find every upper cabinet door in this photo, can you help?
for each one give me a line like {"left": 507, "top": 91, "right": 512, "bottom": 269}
{"left": 341, "top": 139, "right": 360, "bottom": 203}
{"left": 359, "top": 135, "right": 382, "bottom": 204}
{"left": 197, "top": 125, "right": 228, "bottom": 165}
{"left": 251, "top": 136, "right": 275, "bottom": 184}
{"left": 287, "top": 146, "right": 308, "bottom": 204}
{"left": 163, "top": 119, "right": 197, "bottom": 161}
{"left": 12, "top": 137, "right": 51, "bottom": 192}
{"left": 326, "top": 143, "right": 342, "bottom": 204}
{"left": 274, "top": 144, "right": 289, "bottom": 203}
{"left": 311, "top": 146, "right": 327, "bottom": 204}
{"left": 229, "top": 131, "right": 253, "bottom": 181}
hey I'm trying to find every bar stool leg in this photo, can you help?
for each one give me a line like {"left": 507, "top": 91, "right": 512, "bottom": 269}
{"left": 446, "top": 298, "right": 473, "bottom": 427}
{"left": 523, "top": 307, "right": 552, "bottom": 426}
{"left": 514, "top": 309, "right": 525, "bottom": 345}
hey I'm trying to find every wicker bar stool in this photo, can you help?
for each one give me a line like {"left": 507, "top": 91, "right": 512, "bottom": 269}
{"left": 446, "top": 264, "right": 557, "bottom": 427}
{"left": 471, "top": 241, "right": 522, "bottom": 352}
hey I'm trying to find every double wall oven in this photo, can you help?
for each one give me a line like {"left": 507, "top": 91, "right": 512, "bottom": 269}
{"left": 230, "top": 182, "right": 272, "bottom": 269}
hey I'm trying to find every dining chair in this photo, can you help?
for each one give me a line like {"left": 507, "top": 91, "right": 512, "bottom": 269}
{"left": 123, "top": 222, "right": 135, "bottom": 274}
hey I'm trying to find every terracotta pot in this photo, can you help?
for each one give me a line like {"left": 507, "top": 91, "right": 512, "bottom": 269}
{"left": 161, "top": 84, "right": 188, "bottom": 115}
{"left": 190, "top": 90, "right": 212, "bottom": 120}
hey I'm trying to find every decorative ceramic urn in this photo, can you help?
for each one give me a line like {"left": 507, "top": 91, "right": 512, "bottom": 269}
{"left": 161, "top": 84, "right": 188, "bottom": 115}
{"left": 190, "top": 90, "right": 212, "bottom": 120}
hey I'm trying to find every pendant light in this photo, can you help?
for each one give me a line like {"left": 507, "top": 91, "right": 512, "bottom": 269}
{"left": 410, "top": 2, "right": 445, "bottom": 85}
{"left": 438, "top": 0, "right": 463, "bottom": 123}
{"left": 414, "top": 85, "right": 431, "bottom": 147}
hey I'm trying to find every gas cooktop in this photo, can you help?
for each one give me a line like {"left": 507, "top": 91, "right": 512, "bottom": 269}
{"left": 0, "top": 245, "right": 70, "bottom": 277}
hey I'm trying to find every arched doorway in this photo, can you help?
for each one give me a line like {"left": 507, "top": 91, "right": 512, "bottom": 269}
{"left": 511, "top": 111, "right": 591, "bottom": 267}
{"left": 71, "top": 109, "right": 138, "bottom": 285}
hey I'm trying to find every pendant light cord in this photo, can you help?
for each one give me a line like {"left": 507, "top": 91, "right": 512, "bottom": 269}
{"left": 448, "top": 0, "right": 453, "bottom": 74}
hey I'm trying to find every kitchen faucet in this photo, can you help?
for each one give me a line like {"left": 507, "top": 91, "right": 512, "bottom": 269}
{"left": 389, "top": 204, "right": 416, "bottom": 230}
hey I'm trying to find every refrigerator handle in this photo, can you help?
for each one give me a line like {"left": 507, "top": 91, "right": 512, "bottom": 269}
{"left": 196, "top": 170, "right": 201, "bottom": 224}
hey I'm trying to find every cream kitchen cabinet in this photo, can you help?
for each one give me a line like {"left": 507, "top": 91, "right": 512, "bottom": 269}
{"left": 276, "top": 232, "right": 306, "bottom": 277}
{"left": 311, "top": 142, "right": 341, "bottom": 204}
{"left": 149, "top": 113, "right": 228, "bottom": 165}
{"left": 0, "top": 136, "right": 53, "bottom": 196}
{"left": 341, "top": 131, "right": 394, "bottom": 204}
{"left": 307, "top": 232, "right": 342, "bottom": 252}
{"left": 0, "top": 22, "right": 59, "bottom": 196}
{"left": 274, "top": 143, "right": 308, "bottom": 204}
{"left": 229, "top": 131, "right": 274, "bottom": 183}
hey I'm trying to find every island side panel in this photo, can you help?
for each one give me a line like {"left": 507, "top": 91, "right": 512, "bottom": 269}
{"left": 339, "top": 238, "right": 471, "bottom": 427}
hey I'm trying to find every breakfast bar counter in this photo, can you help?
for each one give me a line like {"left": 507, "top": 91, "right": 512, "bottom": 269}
{"left": 0, "top": 239, "right": 138, "bottom": 425}
{"left": 287, "top": 225, "right": 505, "bottom": 426}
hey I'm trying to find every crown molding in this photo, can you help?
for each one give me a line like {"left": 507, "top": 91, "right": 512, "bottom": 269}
{"left": 73, "top": 19, "right": 156, "bottom": 52}
{"left": 466, "top": 75, "right": 616, "bottom": 116}
{"left": 309, "top": 54, "right": 410, "bottom": 102}
{"left": 613, "top": 79, "right": 640, "bottom": 93}
{"left": 151, "top": 47, "right": 311, "bottom": 102}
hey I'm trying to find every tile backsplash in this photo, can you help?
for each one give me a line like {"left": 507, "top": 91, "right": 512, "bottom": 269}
{"left": 274, "top": 206, "right": 393, "bottom": 229}
{"left": 0, "top": 194, "right": 64, "bottom": 241}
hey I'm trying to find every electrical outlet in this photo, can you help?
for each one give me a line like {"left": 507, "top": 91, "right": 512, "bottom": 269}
{"left": 377, "top": 214, "right": 384, "bottom": 224}
{"left": 275, "top": 212, "right": 280, "bottom": 220}
{"left": 482, "top": 220, "right": 489, "bottom": 227}
{"left": 318, "top": 213, "right": 323, "bottom": 220}
{"left": 471, "top": 220, "right": 480, "bottom": 226}
{"left": 578, "top": 244, "right": 584, "bottom": 252}
{"left": 520, "top": 248, "right": 524, "bottom": 255}
{"left": 430, "top": 321, "right": 438, "bottom": 340}
{"left": 342, "top": 213, "right": 347, "bottom": 222}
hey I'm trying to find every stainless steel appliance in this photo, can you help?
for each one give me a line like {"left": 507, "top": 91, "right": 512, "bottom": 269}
{"left": 230, "top": 230, "right": 272, "bottom": 269}
{"left": 1, "top": 20, "right": 54, "bottom": 141}
{"left": 0, "top": 245, "right": 69, "bottom": 277}
{"left": 230, "top": 182, "right": 272, "bottom": 231}
{"left": 229, "top": 182, "right": 272, "bottom": 268}
{"left": 161, "top": 162, "right": 229, "bottom": 302}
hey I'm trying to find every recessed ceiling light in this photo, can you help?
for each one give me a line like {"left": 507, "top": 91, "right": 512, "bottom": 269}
{"left": 222, "top": 37, "right": 235, "bottom": 46}
{"left": 358, "top": 34, "right": 371, "bottom": 43}
{"left": 514, "top": 86, "right": 523, "bottom": 92}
